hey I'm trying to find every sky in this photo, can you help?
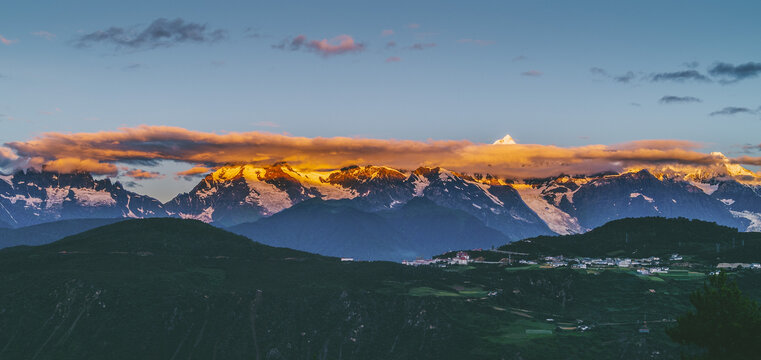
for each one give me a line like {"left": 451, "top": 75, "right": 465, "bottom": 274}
{"left": 1, "top": 0, "right": 760, "bottom": 201}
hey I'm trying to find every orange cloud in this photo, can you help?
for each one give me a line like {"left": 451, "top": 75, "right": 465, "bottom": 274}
{"left": 42, "top": 158, "right": 118, "bottom": 175}
{"left": 0, "top": 35, "right": 18, "bottom": 45}
{"left": 124, "top": 168, "right": 164, "bottom": 179}
{"left": 307, "top": 35, "right": 364, "bottom": 56}
{"left": 4, "top": 126, "right": 756, "bottom": 180}
{"left": 176, "top": 166, "right": 213, "bottom": 179}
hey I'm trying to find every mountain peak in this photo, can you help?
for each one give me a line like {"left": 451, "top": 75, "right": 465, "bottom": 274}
{"left": 493, "top": 134, "right": 517, "bottom": 145}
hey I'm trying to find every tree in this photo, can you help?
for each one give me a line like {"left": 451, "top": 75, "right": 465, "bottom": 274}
{"left": 667, "top": 272, "right": 761, "bottom": 359}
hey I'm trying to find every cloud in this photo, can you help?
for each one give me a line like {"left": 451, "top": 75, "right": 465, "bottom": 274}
{"left": 42, "top": 158, "right": 118, "bottom": 176}
{"left": 0, "top": 146, "right": 19, "bottom": 168}
{"left": 385, "top": 56, "right": 401, "bottom": 63}
{"left": 385, "top": 41, "right": 396, "bottom": 48}
{"left": 0, "top": 35, "right": 18, "bottom": 45}
{"left": 407, "top": 23, "right": 421, "bottom": 29}
{"left": 253, "top": 121, "right": 279, "bottom": 128}
{"left": 381, "top": 29, "right": 394, "bottom": 36}
{"left": 709, "top": 107, "right": 757, "bottom": 116}
{"left": 176, "top": 166, "right": 212, "bottom": 180}
{"left": 658, "top": 96, "right": 702, "bottom": 104}
{"left": 74, "top": 18, "right": 226, "bottom": 50}
{"left": 273, "top": 34, "right": 364, "bottom": 56}
{"left": 408, "top": 43, "right": 436, "bottom": 50}
{"left": 650, "top": 70, "right": 710, "bottom": 82}
{"left": 708, "top": 62, "right": 761, "bottom": 84}
{"left": 31, "top": 31, "right": 56, "bottom": 40}
{"left": 124, "top": 168, "right": 164, "bottom": 179}
{"left": 512, "top": 55, "right": 527, "bottom": 62}
{"left": 457, "top": 39, "right": 495, "bottom": 46}
{"left": 589, "top": 67, "right": 637, "bottom": 83}
{"left": 123, "top": 63, "right": 144, "bottom": 71}
{"left": 6, "top": 125, "right": 759, "bottom": 181}
{"left": 521, "top": 70, "right": 542, "bottom": 77}
{"left": 683, "top": 61, "right": 699, "bottom": 69}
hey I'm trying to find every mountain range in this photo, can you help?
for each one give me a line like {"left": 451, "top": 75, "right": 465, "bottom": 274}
{"left": 1, "top": 162, "right": 760, "bottom": 259}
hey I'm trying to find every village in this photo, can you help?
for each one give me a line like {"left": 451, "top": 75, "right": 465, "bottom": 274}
{"left": 403, "top": 251, "right": 761, "bottom": 276}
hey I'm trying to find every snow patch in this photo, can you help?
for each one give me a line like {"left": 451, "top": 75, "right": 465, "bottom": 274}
{"left": 720, "top": 198, "right": 735, "bottom": 206}
{"left": 72, "top": 188, "right": 116, "bottom": 207}
{"left": 630, "top": 192, "right": 654, "bottom": 203}
{"left": 0, "top": 175, "right": 13, "bottom": 186}
{"left": 45, "top": 187, "right": 70, "bottom": 209}
{"left": 690, "top": 182, "right": 718, "bottom": 195}
{"left": 731, "top": 210, "right": 761, "bottom": 232}
{"left": 0, "top": 194, "right": 43, "bottom": 208}
{"left": 180, "top": 207, "right": 214, "bottom": 223}
{"left": 411, "top": 175, "right": 430, "bottom": 197}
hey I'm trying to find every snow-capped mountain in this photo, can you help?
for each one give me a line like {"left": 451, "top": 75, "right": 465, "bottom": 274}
{"left": 0, "top": 169, "right": 168, "bottom": 227}
{"left": 165, "top": 163, "right": 554, "bottom": 239}
{"left": 513, "top": 169, "right": 757, "bottom": 234}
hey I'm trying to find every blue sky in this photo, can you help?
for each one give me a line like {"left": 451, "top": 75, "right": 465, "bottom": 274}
{"left": 1, "top": 0, "right": 760, "bottom": 200}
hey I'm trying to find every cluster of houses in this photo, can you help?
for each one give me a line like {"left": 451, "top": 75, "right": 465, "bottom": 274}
{"left": 403, "top": 251, "right": 761, "bottom": 276}
{"left": 403, "top": 251, "right": 510, "bottom": 266}
{"left": 530, "top": 255, "right": 671, "bottom": 274}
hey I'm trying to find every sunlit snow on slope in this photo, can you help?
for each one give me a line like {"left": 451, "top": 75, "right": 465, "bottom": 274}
{"left": 514, "top": 185, "right": 582, "bottom": 235}
{"left": 280, "top": 168, "right": 357, "bottom": 200}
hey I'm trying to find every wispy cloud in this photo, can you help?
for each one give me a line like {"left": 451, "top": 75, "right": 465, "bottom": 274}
{"left": 407, "top": 23, "right": 421, "bottom": 29}
{"left": 709, "top": 106, "right": 757, "bottom": 116}
{"left": 253, "top": 121, "right": 279, "bottom": 128}
{"left": 589, "top": 67, "right": 637, "bottom": 83}
{"left": 521, "top": 70, "right": 542, "bottom": 77}
{"left": 385, "top": 56, "right": 401, "bottom": 63}
{"left": 381, "top": 29, "right": 394, "bottom": 36}
{"left": 385, "top": 41, "right": 396, "bottom": 48}
{"left": 658, "top": 96, "right": 702, "bottom": 104}
{"left": 512, "top": 55, "right": 527, "bottom": 62}
{"left": 123, "top": 63, "right": 144, "bottom": 71}
{"left": 708, "top": 62, "right": 761, "bottom": 84}
{"left": 6, "top": 126, "right": 757, "bottom": 180}
{"left": 273, "top": 34, "right": 365, "bottom": 56}
{"left": 0, "top": 35, "right": 18, "bottom": 45}
{"left": 74, "top": 18, "right": 226, "bottom": 50}
{"left": 31, "top": 31, "right": 56, "bottom": 40}
{"left": 650, "top": 70, "right": 711, "bottom": 82}
{"left": 408, "top": 43, "right": 436, "bottom": 50}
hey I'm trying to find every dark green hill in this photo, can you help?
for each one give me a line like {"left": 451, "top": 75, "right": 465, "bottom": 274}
{"left": 0, "top": 218, "right": 125, "bottom": 249}
{"left": 4, "top": 217, "right": 761, "bottom": 359}
{"left": 501, "top": 217, "right": 761, "bottom": 262}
